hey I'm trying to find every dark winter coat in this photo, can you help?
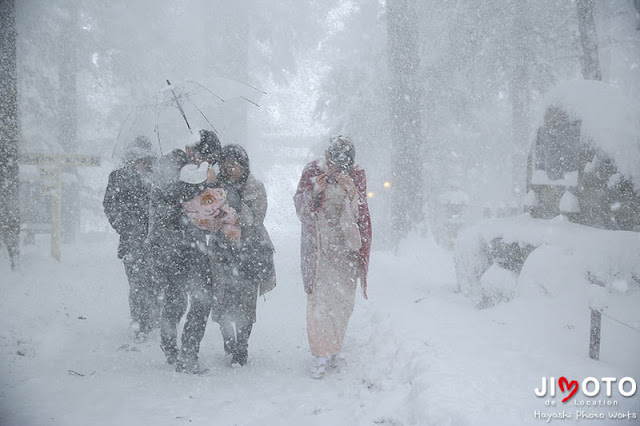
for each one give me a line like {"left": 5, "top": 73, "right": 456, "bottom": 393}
{"left": 210, "top": 172, "right": 276, "bottom": 324}
{"left": 147, "top": 149, "right": 208, "bottom": 261}
{"left": 241, "top": 174, "right": 276, "bottom": 294}
{"left": 103, "top": 162, "right": 153, "bottom": 259}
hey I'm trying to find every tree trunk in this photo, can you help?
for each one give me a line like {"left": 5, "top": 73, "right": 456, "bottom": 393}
{"left": 58, "top": 2, "right": 79, "bottom": 243}
{"left": 0, "top": 0, "right": 21, "bottom": 269}
{"left": 511, "top": 0, "right": 532, "bottom": 201}
{"left": 387, "top": 0, "right": 424, "bottom": 241}
{"left": 209, "top": 0, "right": 250, "bottom": 147}
{"left": 576, "top": 0, "right": 602, "bottom": 81}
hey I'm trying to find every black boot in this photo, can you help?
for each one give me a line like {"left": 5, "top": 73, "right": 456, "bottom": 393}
{"left": 231, "top": 323, "right": 252, "bottom": 366}
{"left": 175, "top": 349, "right": 208, "bottom": 374}
{"left": 231, "top": 349, "right": 248, "bottom": 366}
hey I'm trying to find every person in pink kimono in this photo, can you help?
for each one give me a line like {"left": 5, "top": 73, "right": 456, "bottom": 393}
{"left": 293, "top": 135, "right": 372, "bottom": 379}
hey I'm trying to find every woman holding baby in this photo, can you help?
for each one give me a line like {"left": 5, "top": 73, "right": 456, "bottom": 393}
{"left": 208, "top": 144, "right": 276, "bottom": 367}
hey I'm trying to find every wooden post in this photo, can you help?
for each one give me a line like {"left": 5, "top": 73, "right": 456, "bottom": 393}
{"left": 49, "top": 168, "right": 62, "bottom": 262}
{"left": 589, "top": 307, "right": 601, "bottom": 360}
{"left": 20, "top": 153, "right": 101, "bottom": 261}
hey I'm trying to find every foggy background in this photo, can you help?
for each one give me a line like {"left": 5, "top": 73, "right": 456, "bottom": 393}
{"left": 10, "top": 0, "right": 640, "bottom": 250}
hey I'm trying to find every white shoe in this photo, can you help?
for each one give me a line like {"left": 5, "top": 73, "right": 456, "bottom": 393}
{"left": 311, "top": 357, "right": 327, "bottom": 379}
{"left": 328, "top": 353, "right": 344, "bottom": 369}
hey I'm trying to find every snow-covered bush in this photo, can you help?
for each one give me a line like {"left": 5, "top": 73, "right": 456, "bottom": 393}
{"left": 454, "top": 214, "right": 640, "bottom": 309}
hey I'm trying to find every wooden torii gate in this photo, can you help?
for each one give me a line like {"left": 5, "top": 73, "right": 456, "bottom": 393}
{"left": 19, "top": 153, "right": 101, "bottom": 261}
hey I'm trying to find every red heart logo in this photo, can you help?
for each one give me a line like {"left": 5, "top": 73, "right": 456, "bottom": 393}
{"left": 558, "top": 377, "right": 579, "bottom": 402}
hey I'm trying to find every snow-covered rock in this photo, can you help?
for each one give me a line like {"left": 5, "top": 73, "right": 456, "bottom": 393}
{"left": 454, "top": 214, "right": 640, "bottom": 309}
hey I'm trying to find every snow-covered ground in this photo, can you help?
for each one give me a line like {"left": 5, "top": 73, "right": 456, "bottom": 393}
{"left": 1, "top": 168, "right": 639, "bottom": 425}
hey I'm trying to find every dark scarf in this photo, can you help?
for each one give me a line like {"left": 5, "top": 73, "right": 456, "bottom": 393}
{"left": 218, "top": 170, "right": 249, "bottom": 212}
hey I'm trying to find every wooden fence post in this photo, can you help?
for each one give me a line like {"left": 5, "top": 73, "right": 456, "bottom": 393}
{"left": 19, "top": 153, "right": 101, "bottom": 261}
{"left": 589, "top": 307, "right": 601, "bottom": 360}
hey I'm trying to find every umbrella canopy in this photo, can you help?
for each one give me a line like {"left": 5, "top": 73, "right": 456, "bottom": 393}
{"left": 114, "top": 78, "right": 265, "bottom": 158}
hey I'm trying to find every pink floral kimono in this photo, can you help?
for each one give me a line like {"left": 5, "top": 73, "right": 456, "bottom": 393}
{"left": 294, "top": 159, "right": 372, "bottom": 358}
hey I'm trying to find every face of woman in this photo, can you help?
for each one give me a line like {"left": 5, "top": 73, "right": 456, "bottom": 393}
{"left": 134, "top": 157, "right": 154, "bottom": 174}
{"left": 223, "top": 159, "right": 245, "bottom": 181}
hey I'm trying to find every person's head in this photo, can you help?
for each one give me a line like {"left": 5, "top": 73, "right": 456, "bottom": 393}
{"left": 220, "top": 144, "right": 250, "bottom": 182}
{"left": 155, "top": 148, "right": 188, "bottom": 187}
{"left": 325, "top": 134, "right": 355, "bottom": 176}
{"left": 187, "top": 129, "right": 222, "bottom": 165}
{"left": 123, "top": 135, "right": 157, "bottom": 170}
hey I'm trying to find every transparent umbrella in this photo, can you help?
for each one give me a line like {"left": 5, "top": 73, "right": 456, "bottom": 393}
{"left": 114, "top": 78, "right": 266, "bottom": 158}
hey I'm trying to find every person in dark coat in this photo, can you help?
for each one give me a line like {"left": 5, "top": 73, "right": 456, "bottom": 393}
{"left": 148, "top": 129, "right": 222, "bottom": 374}
{"left": 210, "top": 144, "right": 276, "bottom": 366}
{"left": 103, "top": 135, "right": 160, "bottom": 342}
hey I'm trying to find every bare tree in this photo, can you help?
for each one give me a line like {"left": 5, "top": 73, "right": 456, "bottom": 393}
{"left": 576, "top": 0, "right": 602, "bottom": 360}
{"left": 57, "top": 1, "right": 80, "bottom": 243}
{"left": 0, "top": 0, "right": 20, "bottom": 269}
{"left": 209, "top": 0, "right": 250, "bottom": 146}
{"left": 576, "top": 0, "right": 602, "bottom": 81}
{"left": 387, "top": 0, "right": 424, "bottom": 241}
{"left": 510, "top": 0, "right": 533, "bottom": 200}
